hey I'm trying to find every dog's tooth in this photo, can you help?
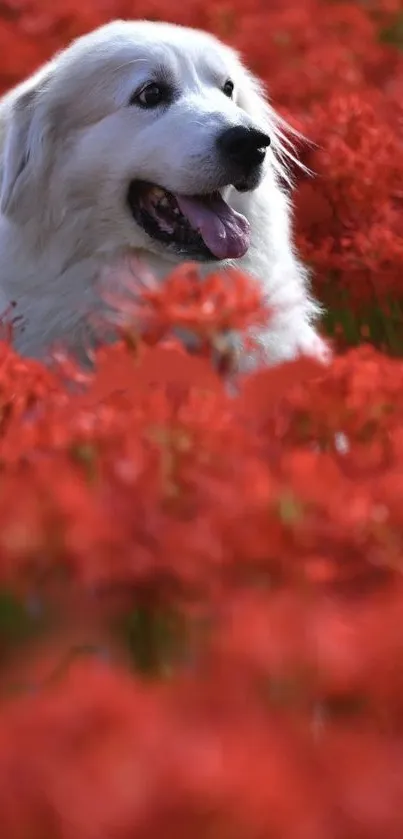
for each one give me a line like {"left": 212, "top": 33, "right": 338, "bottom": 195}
{"left": 150, "top": 187, "right": 165, "bottom": 201}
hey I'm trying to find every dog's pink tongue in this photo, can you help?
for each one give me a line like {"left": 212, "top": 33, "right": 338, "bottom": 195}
{"left": 176, "top": 193, "right": 250, "bottom": 260}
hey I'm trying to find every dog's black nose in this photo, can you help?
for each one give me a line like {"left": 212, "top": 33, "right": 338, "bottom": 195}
{"left": 218, "top": 126, "right": 271, "bottom": 172}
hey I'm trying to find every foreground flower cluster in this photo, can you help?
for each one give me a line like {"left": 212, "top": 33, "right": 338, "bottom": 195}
{"left": 0, "top": 266, "right": 401, "bottom": 837}
{"left": 0, "top": 0, "right": 402, "bottom": 836}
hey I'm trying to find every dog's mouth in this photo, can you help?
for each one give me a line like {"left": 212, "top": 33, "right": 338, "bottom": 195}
{"left": 127, "top": 181, "right": 251, "bottom": 261}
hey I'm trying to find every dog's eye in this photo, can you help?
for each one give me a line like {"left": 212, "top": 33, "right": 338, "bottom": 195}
{"left": 222, "top": 80, "right": 234, "bottom": 98}
{"left": 130, "top": 83, "right": 167, "bottom": 108}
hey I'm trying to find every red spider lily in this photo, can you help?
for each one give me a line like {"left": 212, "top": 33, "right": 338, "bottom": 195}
{"left": 101, "top": 260, "right": 270, "bottom": 355}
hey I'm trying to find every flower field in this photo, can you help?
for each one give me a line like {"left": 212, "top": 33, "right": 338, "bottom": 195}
{"left": 0, "top": 1, "right": 402, "bottom": 836}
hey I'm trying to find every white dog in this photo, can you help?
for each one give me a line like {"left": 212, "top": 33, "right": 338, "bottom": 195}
{"left": 0, "top": 19, "right": 328, "bottom": 368}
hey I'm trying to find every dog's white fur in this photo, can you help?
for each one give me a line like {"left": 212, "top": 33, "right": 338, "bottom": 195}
{"left": 0, "top": 19, "right": 327, "bottom": 367}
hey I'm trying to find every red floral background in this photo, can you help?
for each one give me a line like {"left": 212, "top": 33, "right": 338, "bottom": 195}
{"left": 0, "top": 2, "right": 402, "bottom": 836}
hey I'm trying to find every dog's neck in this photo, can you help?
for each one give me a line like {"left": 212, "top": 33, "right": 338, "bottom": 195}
{"left": 0, "top": 211, "right": 227, "bottom": 358}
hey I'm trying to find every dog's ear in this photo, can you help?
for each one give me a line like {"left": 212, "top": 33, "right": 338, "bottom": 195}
{"left": 0, "top": 82, "right": 53, "bottom": 218}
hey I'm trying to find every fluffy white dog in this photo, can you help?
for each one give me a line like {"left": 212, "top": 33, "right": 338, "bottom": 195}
{"left": 0, "top": 19, "right": 328, "bottom": 367}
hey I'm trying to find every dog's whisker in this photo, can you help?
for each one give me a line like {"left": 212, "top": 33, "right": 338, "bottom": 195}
{"left": 114, "top": 58, "right": 149, "bottom": 72}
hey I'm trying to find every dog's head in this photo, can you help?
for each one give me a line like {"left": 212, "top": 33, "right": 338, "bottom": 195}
{"left": 0, "top": 20, "right": 290, "bottom": 264}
